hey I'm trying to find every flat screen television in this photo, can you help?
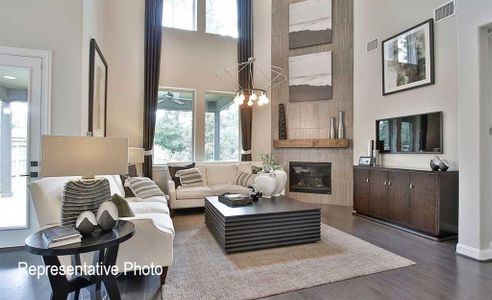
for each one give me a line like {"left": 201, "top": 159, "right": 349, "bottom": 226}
{"left": 376, "top": 111, "right": 442, "bottom": 154}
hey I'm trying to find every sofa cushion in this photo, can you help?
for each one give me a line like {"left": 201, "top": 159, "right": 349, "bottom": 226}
{"left": 209, "top": 184, "right": 252, "bottom": 195}
{"left": 126, "top": 177, "right": 165, "bottom": 199}
{"left": 176, "top": 186, "right": 215, "bottom": 200}
{"left": 111, "top": 194, "right": 135, "bottom": 217}
{"left": 119, "top": 174, "right": 136, "bottom": 197}
{"left": 168, "top": 163, "right": 195, "bottom": 187}
{"left": 205, "top": 164, "right": 238, "bottom": 186}
{"left": 233, "top": 171, "right": 257, "bottom": 187}
{"left": 128, "top": 201, "right": 169, "bottom": 215}
{"left": 176, "top": 167, "right": 205, "bottom": 187}
{"left": 126, "top": 195, "right": 168, "bottom": 204}
{"left": 126, "top": 213, "right": 175, "bottom": 237}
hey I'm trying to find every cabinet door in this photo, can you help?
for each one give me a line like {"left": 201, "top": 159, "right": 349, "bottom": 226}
{"left": 369, "top": 169, "right": 388, "bottom": 219}
{"left": 354, "top": 168, "right": 370, "bottom": 214}
{"left": 387, "top": 170, "right": 410, "bottom": 225}
{"left": 408, "top": 172, "right": 438, "bottom": 234}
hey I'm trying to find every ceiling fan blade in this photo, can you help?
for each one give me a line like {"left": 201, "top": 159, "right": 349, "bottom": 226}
{"left": 172, "top": 99, "right": 185, "bottom": 105}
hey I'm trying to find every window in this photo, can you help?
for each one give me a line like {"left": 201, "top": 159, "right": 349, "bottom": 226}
{"left": 206, "top": 0, "right": 238, "bottom": 38}
{"left": 163, "top": 0, "right": 196, "bottom": 31}
{"left": 205, "top": 92, "right": 240, "bottom": 161}
{"left": 154, "top": 89, "right": 194, "bottom": 163}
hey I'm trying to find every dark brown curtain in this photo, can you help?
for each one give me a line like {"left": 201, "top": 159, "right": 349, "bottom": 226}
{"left": 143, "top": 0, "right": 163, "bottom": 178}
{"left": 238, "top": 0, "right": 254, "bottom": 161}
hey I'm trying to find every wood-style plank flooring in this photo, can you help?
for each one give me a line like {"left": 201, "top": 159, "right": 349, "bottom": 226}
{"left": 1, "top": 205, "right": 491, "bottom": 300}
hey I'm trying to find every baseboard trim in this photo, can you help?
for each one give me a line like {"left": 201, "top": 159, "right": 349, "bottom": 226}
{"left": 456, "top": 243, "right": 492, "bottom": 261}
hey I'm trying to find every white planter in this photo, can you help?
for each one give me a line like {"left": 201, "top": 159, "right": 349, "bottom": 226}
{"left": 272, "top": 170, "right": 287, "bottom": 197}
{"left": 254, "top": 173, "right": 277, "bottom": 198}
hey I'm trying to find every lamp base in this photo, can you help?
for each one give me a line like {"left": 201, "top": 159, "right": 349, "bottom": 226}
{"left": 61, "top": 178, "right": 111, "bottom": 227}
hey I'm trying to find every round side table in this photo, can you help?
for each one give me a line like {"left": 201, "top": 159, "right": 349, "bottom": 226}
{"left": 25, "top": 220, "right": 135, "bottom": 300}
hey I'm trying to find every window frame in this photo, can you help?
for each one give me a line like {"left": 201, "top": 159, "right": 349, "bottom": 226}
{"left": 204, "top": 90, "right": 241, "bottom": 162}
{"left": 154, "top": 86, "right": 196, "bottom": 164}
{"left": 204, "top": 0, "right": 238, "bottom": 38}
{"left": 162, "top": 0, "right": 198, "bottom": 32}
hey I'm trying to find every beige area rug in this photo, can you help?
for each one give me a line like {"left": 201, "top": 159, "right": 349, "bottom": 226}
{"left": 161, "top": 214, "right": 415, "bottom": 300}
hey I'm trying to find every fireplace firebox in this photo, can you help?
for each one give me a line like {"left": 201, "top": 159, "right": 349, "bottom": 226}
{"left": 289, "top": 162, "right": 332, "bottom": 194}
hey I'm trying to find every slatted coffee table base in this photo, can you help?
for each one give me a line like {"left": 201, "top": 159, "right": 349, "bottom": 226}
{"left": 205, "top": 199, "right": 321, "bottom": 253}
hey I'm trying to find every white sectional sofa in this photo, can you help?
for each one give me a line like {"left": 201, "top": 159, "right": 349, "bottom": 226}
{"left": 167, "top": 162, "right": 260, "bottom": 210}
{"left": 28, "top": 175, "right": 173, "bottom": 284}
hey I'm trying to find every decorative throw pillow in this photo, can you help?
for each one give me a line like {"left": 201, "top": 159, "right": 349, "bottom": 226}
{"left": 176, "top": 167, "right": 205, "bottom": 187}
{"left": 234, "top": 171, "right": 257, "bottom": 187}
{"left": 111, "top": 194, "right": 135, "bottom": 217}
{"left": 125, "top": 177, "right": 165, "bottom": 199}
{"left": 61, "top": 178, "right": 110, "bottom": 226}
{"left": 128, "top": 163, "right": 138, "bottom": 177}
{"left": 168, "top": 163, "right": 195, "bottom": 187}
{"left": 119, "top": 174, "right": 136, "bottom": 198}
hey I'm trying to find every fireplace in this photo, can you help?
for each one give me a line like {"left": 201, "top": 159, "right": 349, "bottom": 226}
{"left": 289, "top": 162, "right": 332, "bottom": 194}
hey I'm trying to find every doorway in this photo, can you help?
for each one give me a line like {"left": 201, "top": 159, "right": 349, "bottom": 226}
{"left": 0, "top": 47, "right": 51, "bottom": 247}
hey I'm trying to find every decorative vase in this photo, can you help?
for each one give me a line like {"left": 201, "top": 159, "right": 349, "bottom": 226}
{"left": 329, "top": 117, "right": 336, "bottom": 139}
{"left": 430, "top": 156, "right": 441, "bottom": 171}
{"left": 372, "top": 150, "right": 379, "bottom": 166}
{"left": 96, "top": 201, "right": 119, "bottom": 231}
{"left": 75, "top": 211, "right": 97, "bottom": 235}
{"left": 254, "top": 173, "right": 277, "bottom": 198}
{"left": 279, "top": 104, "right": 287, "bottom": 140}
{"left": 272, "top": 170, "right": 287, "bottom": 197}
{"left": 337, "top": 111, "right": 345, "bottom": 139}
{"left": 439, "top": 160, "right": 450, "bottom": 171}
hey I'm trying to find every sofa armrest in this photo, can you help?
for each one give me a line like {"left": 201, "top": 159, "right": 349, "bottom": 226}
{"left": 167, "top": 180, "right": 176, "bottom": 204}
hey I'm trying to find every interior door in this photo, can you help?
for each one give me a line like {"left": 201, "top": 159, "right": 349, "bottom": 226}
{"left": 353, "top": 168, "right": 370, "bottom": 214}
{"left": 369, "top": 169, "right": 388, "bottom": 219}
{"left": 387, "top": 170, "right": 410, "bottom": 224}
{"left": 0, "top": 53, "right": 43, "bottom": 247}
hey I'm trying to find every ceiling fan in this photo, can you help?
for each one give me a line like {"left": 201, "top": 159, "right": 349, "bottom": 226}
{"left": 158, "top": 91, "right": 187, "bottom": 105}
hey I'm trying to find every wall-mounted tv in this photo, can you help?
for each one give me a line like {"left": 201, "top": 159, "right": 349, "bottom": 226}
{"left": 376, "top": 111, "right": 443, "bottom": 154}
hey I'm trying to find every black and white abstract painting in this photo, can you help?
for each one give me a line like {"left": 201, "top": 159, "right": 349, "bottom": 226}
{"left": 289, "top": 51, "right": 332, "bottom": 102}
{"left": 289, "top": 0, "right": 332, "bottom": 49}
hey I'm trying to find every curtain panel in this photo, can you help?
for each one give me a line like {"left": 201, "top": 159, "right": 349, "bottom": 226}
{"left": 143, "top": 0, "right": 163, "bottom": 178}
{"left": 238, "top": 0, "right": 254, "bottom": 161}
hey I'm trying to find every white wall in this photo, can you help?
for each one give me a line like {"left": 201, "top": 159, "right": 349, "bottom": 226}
{"left": 160, "top": 0, "right": 272, "bottom": 162}
{"left": 455, "top": 0, "right": 492, "bottom": 261}
{"left": 251, "top": 0, "right": 272, "bottom": 161}
{"left": 353, "top": 0, "right": 458, "bottom": 170}
{"left": 0, "top": 0, "right": 83, "bottom": 136}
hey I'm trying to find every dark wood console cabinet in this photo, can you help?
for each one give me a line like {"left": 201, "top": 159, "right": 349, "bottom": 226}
{"left": 353, "top": 166, "right": 458, "bottom": 240}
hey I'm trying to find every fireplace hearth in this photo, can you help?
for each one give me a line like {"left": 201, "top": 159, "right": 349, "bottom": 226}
{"left": 289, "top": 162, "right": 331, "bottom": 194}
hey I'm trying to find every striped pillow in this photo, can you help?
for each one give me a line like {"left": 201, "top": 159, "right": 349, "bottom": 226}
{"left": 125, "top": 177, "right": 165, "bottom": 199}
{"left": 176, "top": 168, "right": 204, "bottom": 187}
{"left": 233, "top": 171, "right": 256, "bottom": 187}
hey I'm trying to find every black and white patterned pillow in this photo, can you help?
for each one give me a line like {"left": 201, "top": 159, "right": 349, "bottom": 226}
{"left": 128, "top": 163, "right": 138, "bottom": 177}
{"left": 125, "top": 177, "right": 165, "bottom": 199}
{"left": 176, "top": 167, "right": 204, "bottom": 187}
{"left": 233, "top": 171, "right": 256, "bottom": 187}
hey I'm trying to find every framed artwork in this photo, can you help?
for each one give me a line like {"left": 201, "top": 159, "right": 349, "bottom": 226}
{"left": 289, "top": 0, "right": 332, "bottom": 49}
{"left": 88, "top": 38, "right": 108, "bottom": 137}
{"left": 358, "top": 156, "right": 374, "bottom": 167}
{"left": 289, "top": 51, "right": 332, "bottom": 102}
{"left": 382, "top": 19, "right": 434, "bottom": 96}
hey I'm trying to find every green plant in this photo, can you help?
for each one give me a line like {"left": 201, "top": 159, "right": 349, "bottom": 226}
{"left": 260, "top": 153, "right": 282, "bottom": 172}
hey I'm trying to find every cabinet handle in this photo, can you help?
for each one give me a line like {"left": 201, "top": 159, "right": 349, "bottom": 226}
{"left": 383, "top": 180, "right": 387, "bottom": 185}
{"left": 365, "top": 178, "right": 369, "bottom": 183}
{"left": 409, "top": 183, "right": 414, "bottom": 189}
{"left": 388, "top": 180, "right": 391, "bottom": 186}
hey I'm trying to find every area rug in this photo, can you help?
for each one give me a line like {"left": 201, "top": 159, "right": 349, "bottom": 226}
{"left": 161, "top": 214, "right": 414, "bottom": 300}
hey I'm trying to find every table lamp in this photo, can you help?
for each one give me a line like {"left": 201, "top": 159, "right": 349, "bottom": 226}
{"left": 128, "top": 147, "right": 144, "bottom": 177}
{"left": 42, "top": 136, "right": 128, "bottom": 226}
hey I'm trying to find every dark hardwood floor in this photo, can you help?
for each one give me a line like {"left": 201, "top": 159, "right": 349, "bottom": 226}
{"left": 1, "top": 205, "right": 491, "bottom": 299}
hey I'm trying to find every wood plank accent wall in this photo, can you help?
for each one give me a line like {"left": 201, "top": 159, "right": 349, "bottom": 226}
{"left": 271, "top": 0, "right": 354, "bottom": 206}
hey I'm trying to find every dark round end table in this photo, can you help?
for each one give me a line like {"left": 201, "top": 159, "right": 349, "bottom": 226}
{"left": 25, "top": 220, "right": 135, "bottom": 300}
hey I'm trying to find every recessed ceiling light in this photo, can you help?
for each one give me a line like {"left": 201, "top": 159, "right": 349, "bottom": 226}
{"left": 3, "top": 75, "right": 16, "bottom": 80}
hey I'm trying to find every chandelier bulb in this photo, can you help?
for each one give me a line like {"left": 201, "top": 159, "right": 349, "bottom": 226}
{"left": 247, "top": 99, "right": 254, "bottom": 106}
{"left": 250, "top": 92, "right": 258, "bottom": 101}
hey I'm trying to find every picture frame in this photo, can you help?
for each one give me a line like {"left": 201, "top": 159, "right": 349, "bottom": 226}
{"left": 358, "top": 156, "right": 374, "bottom": 167}
{"left": 289, "top": 51, "right": 332, "bottom": 102}
{"left": 289, "top": 0, "right": 332, "bottom": 49}
{"left": 88, "top": 38, "right": 108, "bottom": 137}
{"left": 382, "top": 19, "right": 434, "bottom": 96}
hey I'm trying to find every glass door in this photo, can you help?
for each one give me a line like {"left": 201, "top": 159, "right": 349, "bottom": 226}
{"left": 0, "top": 53, "right": 43, "bottom": 246}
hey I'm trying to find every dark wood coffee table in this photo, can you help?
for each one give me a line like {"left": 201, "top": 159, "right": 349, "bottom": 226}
{"left": 205, "top": 196, "right": 321, "bottom": 253}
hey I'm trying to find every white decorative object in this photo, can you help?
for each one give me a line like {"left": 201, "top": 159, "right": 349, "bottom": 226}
{"left": 254, "top": 173, "right": 278, "bottom": 198}
{"left": 272, "top": 170, "right": 288, "bottom": 197}
{"left": 75, "top": 211, "right": 97, "bottom": 235}
{"left": 96, "top": 201, "right": 119, "bottom": 231}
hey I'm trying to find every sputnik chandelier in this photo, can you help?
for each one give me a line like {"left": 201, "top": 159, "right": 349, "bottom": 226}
{"left": 216, "top": 57, "right": 287, "bottom": 107}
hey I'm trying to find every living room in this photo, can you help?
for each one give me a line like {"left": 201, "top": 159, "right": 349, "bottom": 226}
{"left": 0, "top": 0, "right": 491, "bottom": 299}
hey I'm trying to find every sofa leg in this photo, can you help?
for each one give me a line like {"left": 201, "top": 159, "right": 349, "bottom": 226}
{"left": 160, "top": 266, "right": 168, "bottom": 285}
